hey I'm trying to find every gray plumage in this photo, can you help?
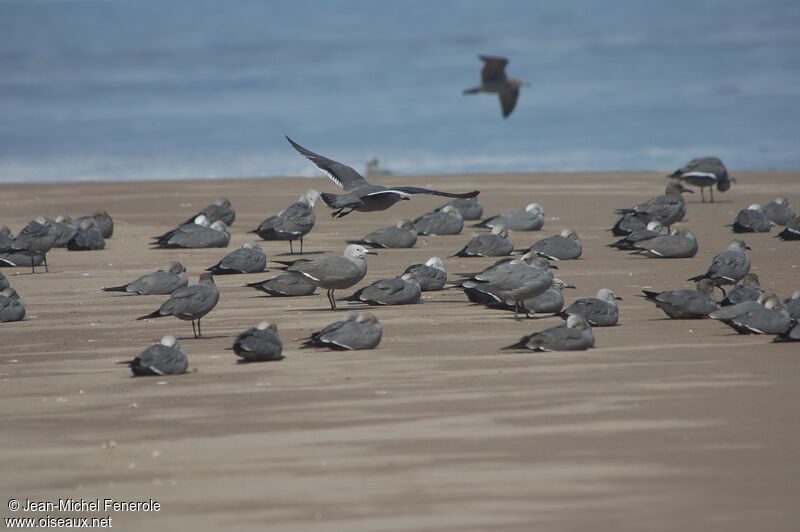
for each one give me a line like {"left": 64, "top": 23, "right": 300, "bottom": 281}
{"left": 559, "top": 288, "right": 622, "bottom": 326}
{"left": 774, "top": 322, "right": 800, "bottom": 343}
{"left": 66, "top": 219, "right": 105, "bottom": 251}
{"left": 479, "top": 277, "right": 576, "bottom": 316}
{"left": 777, "top": 216, "right": 800, "bottom": 240}
{"left": 413, "top": 205, "right": 464, "bottom": 235}
{"left": 276, "top": 244, "right": 376, "bottom": 310}
{"left": 136, "top": 272, "right": 220, "bottom": 338}
{"left": 402, "top": 257, "right": 447, "bottom": 291}
{"left": 708, "top": 297, "right": 765, "bottom": 321}
{"left": 763, "top": 197, "right": 796, "bottom": 226}
{"left": 75, "top": 210, "right": 113, "bottom": 239}
{"left": 528, "top": 228, "right": 582, "bottom": 260}
{"left": 206, "top": 241, "right": 267, "bottom": 275}
{"left": 641, "top": 279, "right": 718, "bottom": 319}
{"left": 630, "top": 227, "right": 698, "bottom": 258}
{"left": 183, "top": 197, "right": 235, "bottom": 226}
{"left": 0, "top": 251, "right": 44, "bottom": 269}
{"left": 458, "top": 253, "right": 555, "bottom": 319}
{"left": 103, "top": 261, "right": 188, "bottom": 295}
{"left": 301, "top": 312, "right": 382, "bottom": 350}
{"left": 52, "top": 216, "right": 78, "bottom": 247}
{"left": 608, "top": 221, "right": 665, "bottom": 250}
{"left": 249, "top": 190, "right": 319, "bottom": 254}
{"left": 609, "top": 213, "right": 647, "bottom": 237}
{"left": 151, "top": 217, "right": 230, "bottom": 249}
{"left": 348, "top": 219, "right": 418, "bottom": 248}
{"left": 121, "top": 336, "right": 188, "bottom": 377}
{"left": 463, "top": 55, "right": 527, "bottom": 118}
{"left": 717, "top": 293, "right": 793, "bottom": 335}
{"left": 344, "top": 273, "right": 421, "bottom": 306}
{"left": 503, "top": 314, "right": 595, "bottom": 352}
{"left": 232, "top": 321, "right": 284, "bottom": 362}
{"left": 1, "top": 217, "right": 57, "bottom": 273}
{"left": 287, "top": 137, "right": 479, "bottom": 218}
{"left": 0, "top": 226, "right": 13, "bottom": 250}
{"left": 720, "top": 273, "right": 763, "bottom": 307}
{"left": 0, "top": 272, "right": 8, "bottom": 291}
{"left": 443, "top": 198, "right": 484, "bottom": 220}
{"left": 784, "top": 291, "right": 800, "bottom": 320}
{"left": 474, "top": 203, "right": 544, "bottom": 231}
{"left": 615, "top": 182, "right": 692, "bottom": 229}
{"left": 668, "top": 157, "right": 732, "bottom": 203}
{"left": 732, "top": 204, "right": 775, "bottom": 233}
{"left": 245, "top": 274, "right": 317, "bottom": 297}
{"left": 452, "top": 225, "right": 513, "bottom": 257}
{"left": 0, "top": 288, "right": 25, "bottom": 322}
{"left": 688, "top": 239, "right": 751, "bottom": 286}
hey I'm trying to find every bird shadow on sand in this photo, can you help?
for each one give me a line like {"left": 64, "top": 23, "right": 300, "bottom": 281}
{"left": 272, "top": 250, "right": 327, "bottom": 257}
{"left": 247, "top": 294, "right": 318, "bottom": 299}
{"left": 177, "top": 334, "right": 228, "bottom": 341}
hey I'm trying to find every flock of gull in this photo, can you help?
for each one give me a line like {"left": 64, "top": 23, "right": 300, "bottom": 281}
{"left": 2, "top": 55, "right": 799, "bottom": 376}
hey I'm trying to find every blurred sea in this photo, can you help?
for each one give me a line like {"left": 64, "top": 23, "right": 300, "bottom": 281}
{"left": 2, "top": 0, "right": 799, "bottom": 183}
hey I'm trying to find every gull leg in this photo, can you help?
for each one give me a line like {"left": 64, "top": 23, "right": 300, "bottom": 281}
{"left": 43, "top": 253, "right": 48, "bottom": 273}
{"left": 700, "top": 187, "right": 705, "bottom": 203}
{"left": 710, "top": 187, "right": 714, "bottom": 203}
{"left": 300, "top": 237, "right": 304, "bottom": 255}
{"left": 30, "top": 256, "right": 36, "bottom": 274}
{"left": 191, "top": 320, "right": 198, "bottom": 339}
{"left": 197, "top": 319, "right": 202, "bottom": 338}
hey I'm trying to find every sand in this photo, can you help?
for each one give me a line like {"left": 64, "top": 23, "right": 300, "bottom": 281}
{"left": 1, "top": 171, "right": 799, "bottom": 531}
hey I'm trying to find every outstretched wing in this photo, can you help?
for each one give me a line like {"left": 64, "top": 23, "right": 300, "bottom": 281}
{"left": 389, "top": 186, "right": 480, "bottom": 199}
{"left": 479, "top": 55, "right": 508, "bottom": 82}
{"left": 286, "top": 136, "right": 369, "bottom": 192}
{"left": 499, "top": 87, "right": 519, "bottom": 118}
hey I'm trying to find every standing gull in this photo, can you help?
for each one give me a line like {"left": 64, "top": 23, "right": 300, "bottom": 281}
{"left": 640, "top": 280, "right": 718, "bottom": 319}
{"left": 344, "top": 273, "right": 421, "bottom": 306}
{"left": 526, "top": 228, "right": 583, "bottom": 260}
{"left": 558, "top": 288, "right": 622, "bottom": 327}
{"left": 668, "top": 157, "right": 732, "bottom": 203}
{"left": 615, "top": 182, "right": 693, "bottom": 230}
{"left": 348, "top": 219, "right": 418, "bottom": 249}
{"left": 232, "top": 321, "right": 284, "bottom": 362}
{"left": 463, "top": 55, "right": 527, "bottom": 118}
{"left": 402, "top": 257, "right": 447, "bottom": 291}
{"left": 206, "top": 241, "right": 267, "bottom": 275}
{"left": 413, "top": 205, "right": 464, "bottom": 236}
{"left": 249, "top": 190, "right": 319, "bottom": 254}
{"left": 286, "top": 136, "right": 479, "bottom": 218}
{"left": 136, "top": 272, "right": 220, "bottom": 338}
{"left": 503, "top": 315, "right": 595, "bottom": 352}
{"left": 245, "top": 274, "right": 316, "bottom": 297}
{"left": 688, "top": 239, "right": 751, "bottom": 289}
{"left": 301, "top": 312, "right": 382, "bottom": 351}
{"left": 103, "top": 261, "right": 188, "bottom": 295}
{"left": 452, "top": 225, "right": 513, "bottom": 257}
{"left": 474, "top": 203, "right": 544, "bottom": 231}
{"left": 477, "top": 277, "right": 576, "bottom": 316}
{"left": 274, "top": 244, "right": 376, "bottom": 310}
{"left": 0, "top": 218, "right": 57, "bottom": 273}
{"left": 120, "top": 336, "right": 188, "bottom": 377}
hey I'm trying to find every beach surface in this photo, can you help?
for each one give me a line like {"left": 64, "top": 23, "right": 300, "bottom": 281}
{"left": 2, "top": 171, "right": 799, "bottom": 531}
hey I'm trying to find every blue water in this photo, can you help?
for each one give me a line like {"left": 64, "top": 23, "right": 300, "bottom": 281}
{"left": 2, "top": 0, "right": 799, "bottom": 183}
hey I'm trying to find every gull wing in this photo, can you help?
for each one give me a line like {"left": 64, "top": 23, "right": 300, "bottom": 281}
{"left": 286, "top": 136, "right": 369, "bottom": 192}
{"left": 479, "top": 55, "right": 509, "bottom": 82}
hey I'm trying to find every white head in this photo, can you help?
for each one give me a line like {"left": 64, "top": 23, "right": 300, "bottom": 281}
{"left": 398, "top": 219, "right": 415, "bottom": 230}
{"left": 522, "top": 253, "right": 555, "bottom": 271}
{"left": 301, "top": 189, "right": 321, "bottom": 208}
{"left": 773, "top": 197, "right": 788, "bottom": 205}
{"left": 55, "top": 215, "right": 73, "bottom": 225}
{"left": 525, "top": 203, "right": 544, "bottom": 215}
{"left": 166, "top": 261, "right": 187, "bottom": 274}
{"left": 791, "top": 290, "right": 800, "bottom": 300}
{"left": 425, "top": 256, "right": 446, "bottom": 272}
{"left": 356, "top": 312, "right": 380, "bottom": 325}
{"left": 160, "top": 335, "right": 177, "bottom": 347}
{"left": 551, "top": 277, "right": 576, "bottom": 290}
{"left": 728, "top": 239, "right": 750, "bottom": 253}
{"left": 763, "top": 293, "right": 784, "bottom": 311}
{"left": 242, "top": 240, "right": 262, "bottom": 250}
{"left": 198, "top": 272, "right": 215, "bottom": 284}
{"left": 78, "top": 219, "right": 97, "bottom": 230}
{"left": 491, "top": 224, "right": 508, "bottom": 237}
{"left": 256, "top": 320, "right": 278, "bottom": 333}
{"left": 1, "top": 288, "right": 19, "bottom": 299}
{"left": 565, "top": 314, "right": 590, "bottom": 330}
{"left": 646, "top": 221, "right": 663, "bottom": 232}
{"left": 400, "top": 272, "right": 420, "bottom": 285}
{"left": 560, "top": 228, "right": 579, "bottom": 240}
{"left": 747, "top": 203, "right": 763, "bottom": 211}
{"left": 215, "top": 197, "right": 231, "bottom": 208}
{"left": 194, "top": 214, "right": 210, "bottom": 226}
{"left": 441, "top": 205, "right": 462, "bottom": 218}
{"left": 343, "top": 244, "right": 377, "bottom": 259}
{"left": 210, "top": 220, "right": 228, "bottom": 233}
{"left": 596, "top": 288, "right": 622, "bottom": 302}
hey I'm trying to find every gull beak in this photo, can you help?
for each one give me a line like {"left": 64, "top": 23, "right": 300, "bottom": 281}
{"left": 615, "top": 295, "right": 624, "bottom": 301}
{"left": 366, "top": 250, "right": 379, "bottom": 255}
{"left": 564, "top": 284, "right": 577, "bottom": 289}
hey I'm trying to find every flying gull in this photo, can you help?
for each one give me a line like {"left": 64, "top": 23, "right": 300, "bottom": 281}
{"left": 463, "top": 55, "right": 527, "bottom": 118}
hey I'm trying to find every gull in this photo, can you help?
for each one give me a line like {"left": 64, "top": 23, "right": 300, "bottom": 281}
{"left": 463, "top": 55, "right": 528, "bottom": 118}
{"left": 441, "top": 198, "right": 483, "bottom": 220}
{"left": 249, "top": 190, "right": 319, "bottom": 254}
{"left": 474, "top": 203, "right": 544, "bottom": 231}
{"left": 731, "top": 204, "right": 775, "bottom": 233}
{"left": 151, "top": 216, "right": 230, "bottom": 249}
{"left": 274, "top": 244, "right": 376, "bottom": 310}
{"left": 668, "top": 157, "right": 733, "bottom": 203}
{"left": 183, "top": 197, "right": 235, "bottom": 226}
{"left": 300, "top": 312, "right": 382, "bottom": 351}
{"left": 777, "top": 216, "right": 800, "bottom": 241}
{"left": 763, "top": 197, "right": 796, "bottom": 226}
{"left": 0, "top": 217, "right": 57, "bottom": 273}
{"left": 347, "top": 219, "right": 418, "bottom": 249}
{"left": 688, "top": 239, "right": 751, "bottom": 290}
{"left": 402, "top": 257, "right": 447, "bottom": 291}
{"left": 66, "top": 219, "right": 105, "bottom": 251}
{"left": 75, "top": 210, "right": 114, "bottom": 239}
{"left": 629, "top": 227, "right": 699, "bottom": 258}
{"left": 526, "top": 228, "right": 583, "bottom": 260}
{"left": 52, "top": 216, "right": 78, "bottom": 247}
{"left": 413, "top": 205, "right": 464, "bottom": 235}
{"left": 102, "top": 261, "right": 188, "bottom": 295}
{"left": 206, "top": 241, "right": 267, "bottom": 275}
{"left": 232, "top": 321, "right": 284, "bottom": 362}
{"left": 245, "top": 274, "right": 316, "bottom": 297}
{"left": 137, "top": 272, "right": 219, "bottom": 338}
{"left": 286, "top": 136, "right": 479, "bottom": 218}
{"left": 343, "top": 273, "right": 421, "bottom": 306}
{"left": 558, "top": 288, "right": 622, "bottom": 326}
{"left": 502, "top": 315, "right": 595, "bottom": 352}
{"left": 640, "top": 279, "right": 718, "bottom": 319}
{"left": 720, "top": 273, "right": 763, "bottom": 307}
{"left": 119, "top": 336, "right": 188, "bottom": 377}
{"left": 452, "top": 225, "right": 513, "bottom": 257}
{"left": 615, "top": 182, "right": 693, "bottom": 230}
{"left": 473, "top": 277, "right": 576, "bottom": 316}
{"left": 0, "top": 288, "right": 25, "bottom": 322}
{"left": 608, "top": 221, "right": 665, "bottom": 250}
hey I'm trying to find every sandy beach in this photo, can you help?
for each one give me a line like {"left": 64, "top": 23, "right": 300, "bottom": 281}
{"left": 2, "top": 170, "right": 799, "bottom": 531}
